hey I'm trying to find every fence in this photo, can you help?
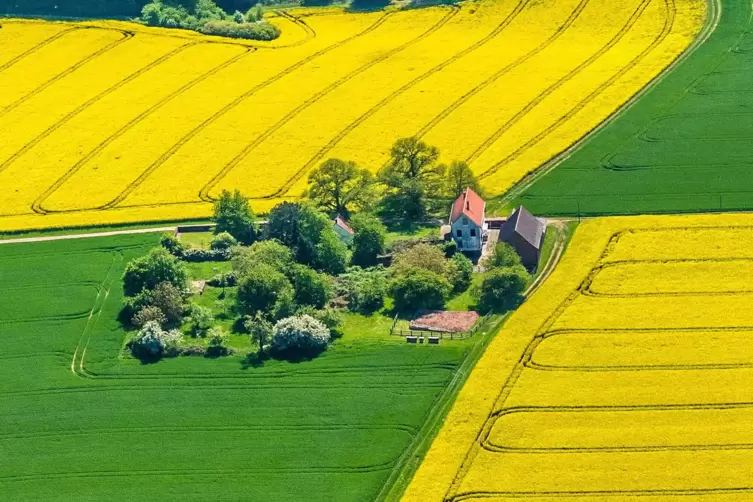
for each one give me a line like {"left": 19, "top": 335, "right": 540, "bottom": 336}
{"left": 390, "top": 312, "right": 493, "bottom": 341}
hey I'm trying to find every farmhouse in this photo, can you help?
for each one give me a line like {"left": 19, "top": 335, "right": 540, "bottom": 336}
{"left": 449, "top": 188, "right": 487, "bottom": 253}
{"left": 500, "top": 206, "right": 546, "bottom": 271}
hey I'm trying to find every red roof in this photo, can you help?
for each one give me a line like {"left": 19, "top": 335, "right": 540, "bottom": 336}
{"left": 450, "top": 188, "right": 485, "bottom": 227}
{"left": 334, "top": 215, "right": 354, "bottom": 235}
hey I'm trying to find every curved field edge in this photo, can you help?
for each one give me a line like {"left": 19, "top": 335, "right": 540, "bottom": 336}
{"left": 0, "top": 0, "right": 705, "bottom": 233}
{"left": 384, "top": 222, "right": 576, "bottom": 501}
{"left": 0, "top": 233, "right": 473, "bottom": 500}
{"left": 400, "top": 212, "right": 753, "bottom": 501}
{"left": 506, "top": 0, "right": 753, "bottom": 216}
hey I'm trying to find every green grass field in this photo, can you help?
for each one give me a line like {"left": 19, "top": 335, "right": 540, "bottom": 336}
{"left": 512, "top": 0, "right": 753, "bottom": 216}
{"left": 0, "top": 234, "right": 473, "bottom": 501}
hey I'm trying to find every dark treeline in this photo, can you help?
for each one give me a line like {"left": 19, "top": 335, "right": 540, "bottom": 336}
{"left": 0, "top": 0, "right": 279, "bottom": 18}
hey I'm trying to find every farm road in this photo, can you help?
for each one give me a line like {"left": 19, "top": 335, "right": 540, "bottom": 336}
{"left": 0, "top": 226, "right": 175, "bottom": 245}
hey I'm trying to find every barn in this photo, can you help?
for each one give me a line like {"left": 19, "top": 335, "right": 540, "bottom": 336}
{"left": 499, "top": 206, "right": 546, "bottom": 271}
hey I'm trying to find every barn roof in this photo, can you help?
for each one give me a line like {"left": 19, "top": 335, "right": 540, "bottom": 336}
{"left": 450, "top": 188, "right": 485, "bottom": 227}
{"left": 505, "top": 206, "right": 545, "bottom": 249}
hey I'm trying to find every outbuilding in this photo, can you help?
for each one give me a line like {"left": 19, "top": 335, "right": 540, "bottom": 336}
{"left": 499, "top": 206, "right": 546, "bottom": 271}
{"left": 333, "top": 214, "right": 354, "bottom": 244}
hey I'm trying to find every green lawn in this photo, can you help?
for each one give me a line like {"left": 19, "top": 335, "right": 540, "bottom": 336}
{"left": 511, "top": 0, "right": 753, "bottom": 216}
{"left": 0, "top": 234, "right": 473, "bottom": 501}
{"left": 178, "top": 231, "right": 214, "bottom": 249}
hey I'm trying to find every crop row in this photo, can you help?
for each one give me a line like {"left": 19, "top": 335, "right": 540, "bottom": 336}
{"left": 0, "top": 0, "right": 702, "bottom": 231}
{"left": 405, "top": 215, "right": 753, "bottom": 501}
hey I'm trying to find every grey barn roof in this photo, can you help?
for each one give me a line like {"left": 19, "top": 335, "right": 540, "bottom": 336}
{"left": 505, "top": 206, "right": 545, "bottom": 249}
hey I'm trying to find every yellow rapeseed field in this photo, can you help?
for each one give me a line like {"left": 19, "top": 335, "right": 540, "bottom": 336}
{"left": 0, "top": 0, "right": 704, "bottom": 231}
{"left": 404, "top": 213, "right": 753, "bottom": 501}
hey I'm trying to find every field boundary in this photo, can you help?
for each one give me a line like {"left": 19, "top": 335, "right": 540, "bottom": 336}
{"left": 494, "top": 0, "right": 721, "bottom": 208}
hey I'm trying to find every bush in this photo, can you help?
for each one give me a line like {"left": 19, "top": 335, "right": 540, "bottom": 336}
{"left": 271, "top": 314, "right": 330, "bottom": 358}
{"left": 181, "top": 248, "right": 231, "bottom": 262}
{"left": 271, "top": 287, "right": 297, "bottom": 321}
{"left": 160, "top": 233, "right": 184, "bottom": 256}
{"left": 131, "top": 305, "right": 167, "bottom": 328}
{"left": 207, "top": 271, "right": 237, "bottom": 287}
{"left": 484, "top": 242, "right": 522, "bottom": 269}
{"left": 350, "top": 213, "right": 386, "bottom": 267}
{"left": 189, "top": 305, "right": 215, "bottom": 336}
{"left": 295, "top": 305, "right": 342, "bottom": 331}
{"left": 148, "top": 282, "right": 185, "bottom": 323}
{"left": 202, "top": 19, "right": 280, "bottom": 40}
{"left": 339, "top": 266, "right": 386, "bottom": 313}
{"left": 206, "top": 326, "right": 230, "bottom": 356}
{"left": 389, "top": 268, "right": 451, "bottom": 312}
{"left": 123, "top": 248, "right": 188, "bottom": 297}
{"left": 292, "top": 264, "right": 333, "bottom": 309}
{"left": 474, "top": 266, "right": 529, "bottom": 313}
{"left": 448, "top": 253, "right": 474, "bottom": 293}
{"left": 211, "top": 231, "right": 237, "bottom": 250}
{"left": 231, "top": 239, "right": 293, "bottom": 276}
{"left": 390, "top": 242, "right": 448, "bottom": 277}
{"left": 128, "top": 321, "right": 183, "bottom": 361}
{"left": 235, "top": 264, "right": 293, "bottom": 316}
{"left": 315, "top": 230, "right": 347, "bottom": 275}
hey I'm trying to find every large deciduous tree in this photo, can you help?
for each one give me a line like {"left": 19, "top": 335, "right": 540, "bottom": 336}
{"left": 307, "top": 158, "right": 376, "bottom": 217}
{"left": 445, "top": 160, "right": 482, "bottom": 199}
{"left": 378, "top": 137, "right": 445, "bottom": 220}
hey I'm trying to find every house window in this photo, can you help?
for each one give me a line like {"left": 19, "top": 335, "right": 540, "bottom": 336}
{"left": 470, "top": 228, "right": 476, "bottom": 237}
{"left": 462, "top": 217, "right": 468, "bottom": 225}
{"left": 456, "top": 229, "right": 462, "bottom": 238}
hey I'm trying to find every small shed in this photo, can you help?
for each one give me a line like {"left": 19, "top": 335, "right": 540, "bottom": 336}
{"left": 499, "top": 206, "right": 546, "bottom": 271}
{"left": 333, "top": 215, "right": 354, "bottom": 244}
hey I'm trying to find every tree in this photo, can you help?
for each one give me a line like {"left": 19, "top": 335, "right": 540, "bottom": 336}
{"left": 231, "top": 239, "right": 294, "bottom": 277}
{"left": 160, "top": 232, "right": 184, "bottom": 256}
{"left": 474, "top": 266, "right": 529, "bottom": 313}
{"left": 131, "top": 305, "right": 167, "bottom": 328}
{"left": 266, "top": 202, "right": 331, "bottom": 266}
{"left": 484, "top": 242, "right": 522, "bottom": 269}
{"left": 350, "top": 213, "right": 386, "bottom": 267}
{"left": 315, "top": 230, "right": 347, "bottom": 275}
{"left": 212, "top": 189, "right": 257, "bottom": 245}
{"left": 292, "top": 265, "right": 333, "bottom": 309}
{"left": 447, "top": 252, "right": 474, "bottom": 293}
{"left": 389, "top": 268, "right": 451, "bottom": 312}
{"left": 128, "top": 321, "right": 183, "bottom": 361}
{"left": 235, "top": 264, "right": 293, "bottom": 316}
{"left": 271, "top": 287, "right": 297, "bottom": 321}
{"left": 271, "top": 314, "right": 331, "bottom": 357}
{"left": 307, "top": 158, "right": 376, "bottom": 216}
{"left": 341, "top": 266, "right": 387, "bottom": 313}
{"left": 189, "top": 305, "right": 215, "bottom": 336}
{"left": 390, "top": 243, "right": 449, "bottom": 277}
{"left": 122, "top": 248, "right": 188, "bottom": 297}
{"left": 445, "top": 160, "right": 482, "bottom": 199}
{"left": 378, "top": 137, "right": 445, "bottom": 219}
{"left": 245, "top": 312, "right": 273, "bottom": 356}
{"left": 210, "top": 231, "right": 237, "bottom": 250}
{"left": 148, "top": 282, "right": 185, "bottom": 323}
